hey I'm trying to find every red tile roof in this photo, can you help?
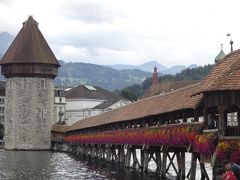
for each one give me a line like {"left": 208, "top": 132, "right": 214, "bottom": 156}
{"left": 67, "top": 82, "right": 203, "bottom": 131}
{"left": 0, "top": 16, "right": 60, "bottom": 67}
{"left": 51, "top": 124, "right": 69, "bottom": 133}
{"left": 141, "top": 80, "right": 198, "bottom": 99}
{"left": 193, "top": 49, "right": 240, "bottom": 94}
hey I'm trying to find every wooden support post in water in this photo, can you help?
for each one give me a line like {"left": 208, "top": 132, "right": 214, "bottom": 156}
{"left": 143, "top": 149, "right": 149, "bottom": 172}
{"left": 189, "top": 152, "right": 197, "bottom": 180}
{"left": 166, "top": 152, "right": 179, "bottom": 175}
{"left": 125, "top": 147, "right": 131, "bottom": 168}
{"left": 132, "top": 148, "right": 140, "bottom": 168}
{"left": 180, "top": 151, "right": 185, "bottom": 180}
{"left": 161, "top": 149, "right": 167, "bottom": 178}
{"left": 155, "top": 150, "right": 161, "bottom": 171}
{"left": 140, "top": 148, "right": 144, "bottom": 169}
{"left": 176, "top": 152, "right": 181, "bottom": 175}
{"left": 119, "top": 146, "right": 125, "bottom": 163}
{"left": 197, "top": 154, "right": 210, "bottom": 180}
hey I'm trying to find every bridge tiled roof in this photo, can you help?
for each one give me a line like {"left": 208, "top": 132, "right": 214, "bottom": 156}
{"left": 67, "top": 82, "right": 203, "bottom": 132}
{"left": 193, "top": 49, "right": 240, "bottom": 94}
{"left": 51, "top": 124, "right": 69, "bottom": 133}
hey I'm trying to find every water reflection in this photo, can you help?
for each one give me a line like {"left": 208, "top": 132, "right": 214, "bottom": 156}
{"left": 0, "top": 150, "right": 168, "bottom": 180}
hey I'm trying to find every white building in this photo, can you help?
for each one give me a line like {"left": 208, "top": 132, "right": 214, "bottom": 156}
{"left": 54, "top": 88, "right": 66, "bottom": 124}
{"left": 65, "top": 85, "right": 130, "bottom": 125}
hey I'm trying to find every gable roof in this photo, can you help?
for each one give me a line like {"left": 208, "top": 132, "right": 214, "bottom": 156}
{"left": 65, "top": 85, "right": 128, "bottom": 109}
{"left": 67, "top": 82, "right": 203, "bottom": 131}
{"left": 193, "top": 49, "right": 240, "bottom": 94}
{"left": 0, "top": 16, "right": 60, "bottom": 67}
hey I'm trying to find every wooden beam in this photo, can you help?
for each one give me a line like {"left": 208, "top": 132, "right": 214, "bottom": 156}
{"left": 190, "top": 152, "right": 197, "bottom": 180}
{"left": 218, "top": 105, "right": 226, "bottom": 136}
{"left": 166, "top": 152, "right": 179, "bottom": 175}
{"left": 197, "top": 154, "right": 210, "bottom": 180}
{"left": 194, "top": 110, "right": 199, "bottom": 122}
{"left": 161, "top": 149, "right": 167, "bottom": 178}
{"left": 180, "top": 151, "right": 185, "bottom": 180}
{"left": 183, "top": 111, "right": 187, "bottom": 123}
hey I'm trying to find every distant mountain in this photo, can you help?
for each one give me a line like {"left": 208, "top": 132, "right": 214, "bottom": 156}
{"left": 55, "top": 60, "right": 151, "bottom": 91}
{"left": 107, "top": 60, "right": 167, "bottom": 72}
{"left": 107, "top": 61, "right": 198, "bottom": 75}
{"left": 162, "top": 64, "right": 198, "bottom": 75}
{"left": 0, "top": 32, "right": 14, "bottom": 56}
{"left": 162, "top": 66, "right": 186, "bottom": 75}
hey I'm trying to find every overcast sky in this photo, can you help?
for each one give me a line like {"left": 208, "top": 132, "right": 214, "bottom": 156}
{"left": 0, "top": 0, "right": 239, "bottom": 67}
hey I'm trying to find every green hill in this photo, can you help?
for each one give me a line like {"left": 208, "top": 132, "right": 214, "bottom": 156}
{"left": 55, "top": 60, "right": 151, "bottom": 90}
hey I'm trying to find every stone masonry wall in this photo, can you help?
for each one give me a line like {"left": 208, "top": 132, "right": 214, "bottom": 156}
{"left": 5, "top": 77, "right": 54, "bottom": 150}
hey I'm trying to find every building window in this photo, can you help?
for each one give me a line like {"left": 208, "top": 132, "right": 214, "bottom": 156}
{"left": 59, "top": 98, "right": 62, "bottom": 103}
{"left": 227, "top": 112, "right": 238, "bottom": 126}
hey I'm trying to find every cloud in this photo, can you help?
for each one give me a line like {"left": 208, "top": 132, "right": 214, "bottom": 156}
{"left": 58, "top": 45, "right": 89, "bottom": 61}
{"left": 60, "top": 1, "right": 124, "bottom": 24}
{"left": 0, "top": 0, "right": 12, "bottom": 6}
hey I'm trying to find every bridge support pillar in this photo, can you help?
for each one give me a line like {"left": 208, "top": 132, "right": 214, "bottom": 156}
{"left": 118, "top": 146, "right": 125, "bottom": 163}
{"left": 124, "top": 146, "right": 131, "bottom": 168}
{"left": 161, "top": 149, "right": 167, "bottom": 178}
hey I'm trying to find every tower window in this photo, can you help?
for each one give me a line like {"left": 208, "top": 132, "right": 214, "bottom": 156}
{"left": 23, "top": 79, "right": 27, "bottom": 89}
{"left": 40, "top": 80, "right": 45, "bottom": 89}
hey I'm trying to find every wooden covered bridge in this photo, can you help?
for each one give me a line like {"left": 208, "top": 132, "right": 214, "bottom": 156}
{"left": 52, "top": 49, "right": 240, "bottom": 179}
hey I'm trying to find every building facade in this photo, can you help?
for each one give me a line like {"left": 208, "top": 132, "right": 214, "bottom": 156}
{"left": 0, "top": 16, "right": 60, "bottom": 150}
{"left": 65, "top": 85, "right": 130, "bottom": 125}
{"left": 54, "top": 88, "right": 66, "bottom": 124}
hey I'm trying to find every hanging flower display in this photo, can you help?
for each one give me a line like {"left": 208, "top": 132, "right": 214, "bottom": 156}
{"left": 216, "top": 139, "right": 240, "bottom": 164}
{"left": 64, "top": 123, "right": 209, "bottom": 150}
{"left": 195, "top": 131, "right": 217, "bottom": 155}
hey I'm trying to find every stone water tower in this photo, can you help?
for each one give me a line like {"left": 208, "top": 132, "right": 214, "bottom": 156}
{"left": 0, "top": 16, "right": 60, "bottom": 150}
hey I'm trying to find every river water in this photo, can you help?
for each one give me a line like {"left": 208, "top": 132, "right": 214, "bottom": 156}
{"left": 0, "top": 150, "right": 212, "bottom": 180}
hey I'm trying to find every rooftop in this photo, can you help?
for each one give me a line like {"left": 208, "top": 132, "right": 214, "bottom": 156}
{"left": 193, "top": 49, "right": 240, "bottom": 94}
{"left": 67, "top": 82, "right": 203, "bottom": 132}
{"left": 0, "top": 16, "right": 60, "bottom": 67}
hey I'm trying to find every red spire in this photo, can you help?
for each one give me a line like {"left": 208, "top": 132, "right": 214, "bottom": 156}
{"left": 152, "top": 66, "right": 158, "bottom": 86}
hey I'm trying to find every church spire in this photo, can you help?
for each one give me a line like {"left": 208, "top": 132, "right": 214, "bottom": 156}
{"left": 214, "top": 44, "right": 225, "bottom": 63}
{"left": 152, "top": 66, "right": 158, "bottom": 86}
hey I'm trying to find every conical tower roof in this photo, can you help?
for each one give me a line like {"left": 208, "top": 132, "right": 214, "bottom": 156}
{"left": 0, "top": 16, "right": 60, "bottom": 66}
{"left": 0, "top": 16, "right": 60, "bottom": 78}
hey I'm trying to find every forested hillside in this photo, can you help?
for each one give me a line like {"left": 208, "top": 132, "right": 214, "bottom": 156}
{"left": 119, "top": 64, "right": 214, "bottom": 101}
